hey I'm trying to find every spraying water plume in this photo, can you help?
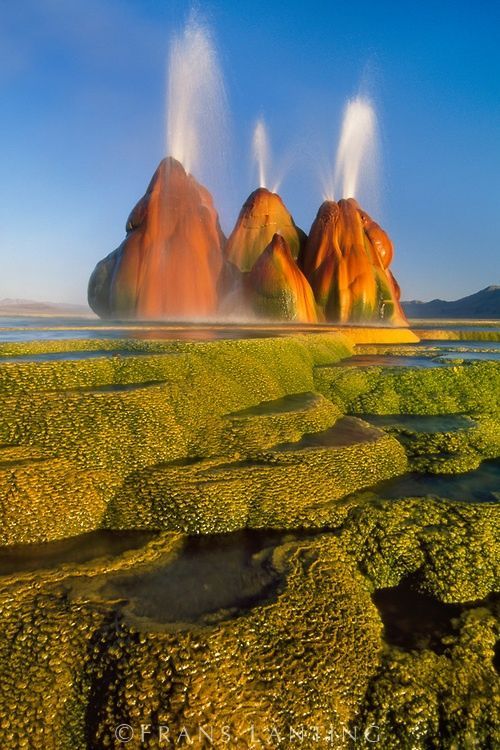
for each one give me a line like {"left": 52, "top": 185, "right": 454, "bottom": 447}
{"left": 88, "top": 17, "right": 230, "bottom": 321}
{"left": 89, "top": 34, "right": 407, "bottom": 326}
{"left": 166, "top": 13, "right": 228, "bottom": 181}
{"left": 251, "top": 118, "right": 288, "bottom": 193}
{"left": 252, "top": 119, "right": 270, "bottom": 188}
{"left": 333, "top": 95, "right": 379, "bottom": 200}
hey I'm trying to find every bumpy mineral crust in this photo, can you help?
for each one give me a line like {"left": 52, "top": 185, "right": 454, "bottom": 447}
{"left": 0, "top": 331, "right": 498, "bottom": 748}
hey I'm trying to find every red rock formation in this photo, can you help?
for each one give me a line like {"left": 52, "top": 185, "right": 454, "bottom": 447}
{"left": 225, "top": 188, "right": 306, "bottom": 272}
{"left": 245, "top": 233, "right": 318, "bottom": 322}
{"left": 88, "top": 158, "right": 225, "bottom": 319}
{"left": 300, "top": 198, "right": 407, "bottom": 325}
{"left": 88, "top": 163, "right": 407, "bottom": 327}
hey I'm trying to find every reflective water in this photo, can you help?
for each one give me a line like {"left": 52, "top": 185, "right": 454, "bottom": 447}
{"left": 98, "top": 530, "right": 292, "bottom": 626}
{"left": 412, "top": 321, "right": 500, "bottom": 331}
{"left": 228, "top": 392, "right": 320, "bottom": 418}
{"left": 0, "top": 350, "right": 168, "bottom": 363}
{"left": 276, "top": 416, "right": 382, "bottom": 452}
{"left": 365, "top": 459, "right": 500, "bottom": 504}
{"left": 0, "top": 318, "right": 342, "bottom": 344}
{"left": 437, "top": 351, "right": 500, "bottom": 362}
{"left": 371, "top": 578, "right": 499, "bottom": 654}
{"left": 373, "top": 577, "right": 464, "bottom": 652}
{"left": 364, "top": 414, "right": 475, "bottom": 433}
{"left": 0, "top": 315, "right": 423, "bottom": 344}
{"left": 0, "top": 530, "right": 158, "bottom": 577}
{"left": 322, "top": 355, "right": 446, "bottom": 368}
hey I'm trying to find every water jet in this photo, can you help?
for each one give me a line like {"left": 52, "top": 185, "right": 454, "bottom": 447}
{"left": 88, "top": 33, "right": 406, "bottom": 327}
{"left": 252, "top": 119, "right": 269, "bottom": 189}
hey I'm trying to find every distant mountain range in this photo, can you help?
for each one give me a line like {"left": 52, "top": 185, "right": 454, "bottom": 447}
{"left": 0, "top": 298, "right": 94, "bottom": 317}
{"left": 402, "top": 286, "right": 500, "bottom": 319}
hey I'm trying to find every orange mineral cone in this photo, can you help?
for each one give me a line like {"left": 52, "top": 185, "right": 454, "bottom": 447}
{"left": 226, "top": 188, "right": 306, "bottom": 272}
{"left": 88, "top": 157, "right": 225, "bottom": 319}
{"left": 301, "top": 198, "right": 408, "bottom": 325}
{"left": 245, "top": 233, "right": 318, "bottom": 322}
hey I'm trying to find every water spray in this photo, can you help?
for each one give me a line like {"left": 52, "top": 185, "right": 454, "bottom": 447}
{"left": 333, "top": 95, "right": 379, "bottom": 200}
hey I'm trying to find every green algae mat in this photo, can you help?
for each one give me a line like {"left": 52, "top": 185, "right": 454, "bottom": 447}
{"left": 0, "top": 332, "right": 498, "bottom": 748}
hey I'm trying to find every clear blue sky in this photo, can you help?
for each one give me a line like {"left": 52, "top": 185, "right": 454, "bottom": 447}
{"left": 0, "top": 0, "right": 499, "bottom": 304}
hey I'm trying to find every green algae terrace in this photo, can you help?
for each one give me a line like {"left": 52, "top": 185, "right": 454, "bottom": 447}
{"left": 0, "top": 329, "right": 498, "bottom": 748}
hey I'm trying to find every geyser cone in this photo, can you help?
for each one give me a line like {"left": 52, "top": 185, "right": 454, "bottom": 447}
{"left": 301, "top": 198, "right": 407, "bottom": 325}
{"left": 245, "top": 233, "right": 318, "bottom": 322}
{"left": 88, "top": 157, "right": 225, "bottom": 319}
{"left": 225, "top": 188, "right": 306, "bottom": 272}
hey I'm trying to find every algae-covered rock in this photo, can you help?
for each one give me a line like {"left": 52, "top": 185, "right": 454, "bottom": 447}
{"left": 105, "top": 417, "right": 407, "bottom": 533}
{"left": 0, "top": 533, "right": 382, "bottom": 748}
{"left": 0, "top": 455, "right": 118, "bottom": 545}
{"left": 360, "top": 413, "right": 500, "bottom": 473}
{"left": 0, "top": 501, "right": 497, "bottom": 748}
{"left": 356, "top": 606, "right": 499, "bottom": 749}
{"left": 315, "top": 359, "right": 500, "bottom": 415}
{"left": 0, "top": 331, "right": 498, "bottom": 748}
{"left": 0, "top": 334, "right": 354, "bottom": 542}
{"left": 338, "top": 496, "right": 500, "bottom": 602}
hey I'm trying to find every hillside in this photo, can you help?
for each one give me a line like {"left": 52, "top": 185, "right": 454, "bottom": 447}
{"left": 403, "top": 286, "right": 500, "bottom": 319}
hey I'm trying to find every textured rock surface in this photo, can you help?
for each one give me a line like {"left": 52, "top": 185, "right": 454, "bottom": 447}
{"left": 300, "top": 198, "right": 408, "bottom": 325}
{"left": 0, "top": 332, "right": 498, "bottom": 748}
{"left": 87, "top": 166, "right": 411, "bottom": 326}
{"left": 0, "top": 334, "right": 354, "bottom": 542}
{"left": 0, "top": 533, "right": 384, "bottom": 748}
{"left": 245, "top": 233, "right": 319, "bottom": 322}
{"left": 0, "top": 498, "right": 497, "bottom": 748}
{"left": 341, "top": 496, "right": 499, "bottom": 749}
{"left": 361, "top": 413, "right": 500, "bottom": 473}
{"left": 225, "top": 187, "right": 306, "bottom": 272}
{"left": 88, "top": 158, "right": 225, "bottom": 319}
{"left": 106, "top": 417, "right": 407, "bottom": 533}
{"left": 315, "top": 357, "right": 500, "bottom": 415}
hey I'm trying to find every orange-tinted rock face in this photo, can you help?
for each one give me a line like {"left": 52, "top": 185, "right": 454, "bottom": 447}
{"left": 89, "top": 165, "right": 407, "bottom": 327}
{"left": 225, "top": 188, "right": 306, "bottom": 272}
{"left": 300, "top": 198, "right": 407, "bottom": 325}
{"left": 245, "top": 233, "right": 318, "bottom": 322}
{"left": 88, "top": 158, "right": 225, "bottom": 319}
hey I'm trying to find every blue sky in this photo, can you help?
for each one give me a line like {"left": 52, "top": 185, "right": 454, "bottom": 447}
{"left": 0, "top": 0, "right": 499, "bottom": 304}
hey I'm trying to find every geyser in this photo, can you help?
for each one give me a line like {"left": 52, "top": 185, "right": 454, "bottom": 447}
{"left": 297, "top": 93, "right": 406, "bottom": 326}
{"left": 166, "top": 13, "right": 228, "bottom": 191}
{"left": 88, "top": 15, "right": 230, "bottom": 321}
{"left": 252, "top": 119, "right": 269, "bottom": 189}
{"left": 326, "top": 95, "right": 379, "bottom": 203}
{"left": 225, "top": 188, "right": 307, "bottom": 273}
{"left": 87, "top": 170, "right": 407, "bottom": 324}
{"left": 299, "top": 198, "right": 406, "bottom": 325}
{"left": 87, "top": 158, "right": 225, "bottom": 319}
{"left": 88, "top": 20, "right": 407, "bottom": 326}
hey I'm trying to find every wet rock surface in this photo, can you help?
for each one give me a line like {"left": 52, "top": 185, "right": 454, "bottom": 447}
{"left": 355, "top": 459, "right": 500, "bottom": 503}
{"left": 300, "top": 198, "right": 408, "bottom": 325}
{"left": 244, "top": 233, "right": 318, "bottom": 322}
{"left": 373, "top": 576, "right": 498, "bottom": 653}
{"left": 88, "top": 158, "right": 225, "bottom": 319}
{"left": 0, "top": 330, "right": 498, "bottom": 748}
{"left": 95, "top": 529, "right": 290, "bottom": 627}
{"left": 0, "top": 530, "right": 158, "bottom": 577}
{"left": 225, "top": 187, "right": 306, "bottom": 272}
